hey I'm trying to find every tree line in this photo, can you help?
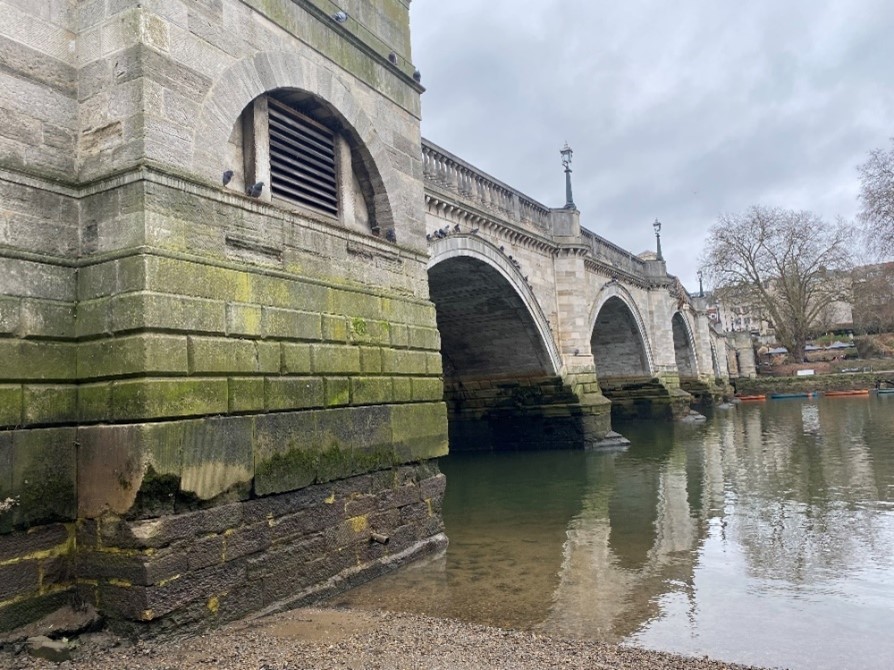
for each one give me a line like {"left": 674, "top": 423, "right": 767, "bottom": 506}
{"left": 702, "top": 139, "right": 894, "bottom": 361}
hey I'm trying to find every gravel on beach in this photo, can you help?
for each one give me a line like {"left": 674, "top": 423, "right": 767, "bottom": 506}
{"left": 1, "top": 606, "right": 774, "bottom": 670}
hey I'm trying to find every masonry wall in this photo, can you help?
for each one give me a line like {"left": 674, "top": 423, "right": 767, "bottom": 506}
{"left": 0, "top": 0, "right": 448, "bottom": 633}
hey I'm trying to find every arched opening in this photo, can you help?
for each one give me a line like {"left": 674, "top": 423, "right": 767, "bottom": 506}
{"left": 591, "top": 297, "right": 650, "bottom": 378}
{"left": 429, "top": 254, "right": 580, "bottom": 451}
{"left": 672, "top": 312, "right": 698, "bottom": 379}
{"left": 590, "top": 296, "right": 666, "bottom": 420}
{"left": 225, "top": 87, "right": 394, "bottom": 239}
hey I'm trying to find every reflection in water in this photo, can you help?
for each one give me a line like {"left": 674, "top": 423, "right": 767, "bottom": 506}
{"left": 331, "top": 397, "right": 894, "bottom": 670}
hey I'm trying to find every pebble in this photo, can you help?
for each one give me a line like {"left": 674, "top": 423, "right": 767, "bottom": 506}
{"left": 2, "top": 607, "right": 773, "bottom": 670}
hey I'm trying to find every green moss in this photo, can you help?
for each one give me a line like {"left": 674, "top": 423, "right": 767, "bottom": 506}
{"left": 254, "top": 447, "right": 317, "bottom": 496}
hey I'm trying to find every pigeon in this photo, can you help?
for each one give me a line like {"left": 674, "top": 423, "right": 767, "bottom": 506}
{"left": 413, "top": 69, "right": 421, "bottom": 83}
{"left": 247, "top": 181, "right": 264, "bottom": 198}
{"left": 222, "top": 170, "right": 234, "bottom": 186}
{"left": 453, "top": 223, "right": 460, "bottom": 233}
{"left": 385, "top": 228, "right": 397, "bottom": 243}
{"left": 333, "top": 10, "right": 348, "bottom": 23}
{"left": 388, "top": 52, "right": 397, "bottom": 64}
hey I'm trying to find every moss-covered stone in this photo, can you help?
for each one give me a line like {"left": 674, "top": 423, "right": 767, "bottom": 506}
{"left": 11, "top": 428, "right": 78, "bottom": 527}
{"left": 391, "top": 402, "right": 449, "bottom": 463}
{"left": 410, "top": 377, "right": 443, "bottom": 403}
{"left": 324, "top": 377, "right": 351, "bottom": 407}
{"left": 256, "top": 342, "right": 281, "bottom": 373}
{"left": 322, "top": 314, "right": 348, "bottom": 342}
{"left": 77, "top": 382, "right": 112, "bottom": 423}
{"left": 0, "top": 385, "right": 23, "bottom": 427}
{"left": 78, "top": 334, "right": 189, "bottom": 380}
{"left": 253, "top": 411, "right": 320, "bottom": 496}
{"left": 0, "top": 341, "right": 76, "bottom": 381}
{"left": 113, "top": 293, "right": 226, "bottom": 334}
{"left": 281, "top": 343, "right": 310, "bottom": 373}
{"left": 22, "top": 385, "right": 78, "bottom": 425}
{"left": 226, "top": 302, "right": 263, "bottom": 337}
{"left": 311, "top": 344, "right": 361, "bottom": 374}
{"left": 392, "top": 377, "right": 413, "bottom": 403}
{"left": 381, "top": 348, "right": 428, "bottom": 375}
{"left": 0, "top": 296, "right": 21, "bottom": 335}
{"left": 264, "top": 377, "right": 324, "bottom": 411}
{"left": 262, "top": 307, "right": 322, "bottom": 340}
{"left": 111, "top": 378, "right": 229, "bottom": 420}
{"left": 351, "top": 377, "right": 393, "bottom": 405}
{"left": 228, "top": 377, "right": 265, "bottom": 412}
{"left": 188, "top": 336, "right": 257, "bottom": 373}
{"left": 408, "top": 326, "right": 441, "bottom": 351}
{"left": 20, "top": 300, "right": 74, "bottom": 339}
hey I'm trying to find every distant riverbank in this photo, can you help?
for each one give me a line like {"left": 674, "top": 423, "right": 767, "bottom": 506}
{"left": 734, "top": 369, "right": 893, "bottom": 396}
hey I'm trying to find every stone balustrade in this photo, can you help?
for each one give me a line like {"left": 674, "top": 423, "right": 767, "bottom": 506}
{"left": 422, "top": 140, "right": 551, "bottom": 232}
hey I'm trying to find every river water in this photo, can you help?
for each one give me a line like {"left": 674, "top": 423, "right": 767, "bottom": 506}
{"left": 331, "top": 396, "right": 894, "bottom": 670}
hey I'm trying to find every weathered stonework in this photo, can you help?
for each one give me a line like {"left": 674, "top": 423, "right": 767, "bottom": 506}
{"left": 0, "top": 0, "right": 445, "bottom": 634}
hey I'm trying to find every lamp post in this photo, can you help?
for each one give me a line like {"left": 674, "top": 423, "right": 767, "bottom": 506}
{"left": 652, "top": 218, "right": 663, "bottom": 260}
{"left": 560, "top": 142, "right": 574, "bottom": 209}
{"left": 697, "top": 269, "right": 704, "bottom": 297}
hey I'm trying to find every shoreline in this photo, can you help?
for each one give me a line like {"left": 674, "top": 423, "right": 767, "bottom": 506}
{"left": 4, "top": 606, "right": 774, "bottom": 670}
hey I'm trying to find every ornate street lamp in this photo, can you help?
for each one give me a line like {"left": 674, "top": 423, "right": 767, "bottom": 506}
{"left": 560, "top": 142, "right": 575, "bottom": 209}
{"left": 652, "top": 218, "right": 663, "bottom": 260}
{"left": 697, "top": 269, "right": 704, "bottom": 297}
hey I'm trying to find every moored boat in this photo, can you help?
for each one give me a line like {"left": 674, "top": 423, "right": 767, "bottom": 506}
{"left": 770, "top": 392, "right": 814, "bottom": 399}
{"left": 824, "top": 389, "right": 870, "bottom": 397}
{"left": 735, "top": 394, "right": 766, "bottom": 401}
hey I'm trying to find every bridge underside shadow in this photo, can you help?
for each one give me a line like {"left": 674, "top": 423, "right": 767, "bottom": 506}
{"left": 429, "top": 256, "right": 601, "bottom": 451}
{"left": 591, "top": 297, "right": 686, "bottom": 420}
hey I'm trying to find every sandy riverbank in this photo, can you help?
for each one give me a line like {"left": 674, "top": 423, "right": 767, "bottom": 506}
{"left": 2, "top": 606, "right": 773, "bottom": 670}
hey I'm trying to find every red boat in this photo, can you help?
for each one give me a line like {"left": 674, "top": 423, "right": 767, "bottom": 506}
{"left": 736, "top": 394, "right": 766, "bottom": 401}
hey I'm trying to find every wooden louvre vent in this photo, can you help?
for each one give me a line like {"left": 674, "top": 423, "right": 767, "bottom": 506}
{"left": 268, "top": 97, "right": 339, "bottom": 217}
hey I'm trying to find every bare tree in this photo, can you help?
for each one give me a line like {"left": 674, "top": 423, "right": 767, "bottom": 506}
{"left": 857, "top": 139, "right": 894, "bottom": 259}
{"left": 702, "top": 206, "right": 852, "bottom": 361}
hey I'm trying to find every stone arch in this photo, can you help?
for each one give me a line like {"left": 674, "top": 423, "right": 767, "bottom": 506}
{"left": 190, "top": 51, "right": 397, "bottom": 232}
{"left": 589, "top": 283, "right": 654, "bottom": 378}
{"left": 427, "top": 235, "right": 561, "bottom": 377}
{"left": 671, "top": 311, "right": 700, "bottom": 378}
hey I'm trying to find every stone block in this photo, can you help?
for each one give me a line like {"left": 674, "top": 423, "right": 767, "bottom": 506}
{"left": 228, "top": 377, "right": 264, "bottom": 413}
{"left": 317, "top": 405, "right": 395, "bottom": 482}
{"left": 0, "top": 523, "right": 69, "bottom": 563}
{"left": 281, "top": 343, "right": 310, "bottom": 373}
{"left": 359, "top": 346, "right": 382, "bottom": 373}
{"left": 322, "top": 314, "right": 347, "bottom": 342}
{"left": 110, "top": 378, "right": 229, "bottom": 421}
{"left": 262, "top": 307, "right": 321, "bottom": 341}
{"left": 256, "top": 341, "right": 281, "bottom": 373}
{"left": 351, "top": 376, "right": 393, "bottom": 406}
{"left": 0, "top": 296, "right": 21, "bottom": 335}
{"left": 113, "top": 293, "right": 226, "bottom": 334}
{"left": 390, "top": 403, "right": 448, "bottom": 463}
{"left": 19, "top": 300, "right": 74, "bottom": 339}
{"left": 226, "top": 302, "right": 262, "bottom": 337}
{"left": 77, "top": 421, "right": 183, "bottom": 518}
{"left": 392, "top": 376, "right": 412, "bottom": 403}
{"left": 311, "top": 344, "right": 361, "bottom": 374}
{"left": 0, "top": 385, "right": 23, "bottom": 427}
{"left": 10, "top": 428, "right": 77, "bottom": 527}
{"left": 323, "top": 377, "right": 350, "bottom": 407}
{"left": 0, "top": 340, "right": 76, "bottom": 381}
{"left": 411, "top": 377, "right": 444, "bottom": 403}
{"left": 188, "top": 336, "right": 257, "bottom": 373}
{"left": 408, "top": 325, "right": 440, "bottom": 351}
{"left": 264, "top": 377, "right": 324, "bottom": 411}
{"left": 253, "top": 411, "right": 319, "bottom": 496}
{"left": 381, "top": 348, "right": 428, "bottom": 375}
{"left": 180, "top": 416, "right": 253, "bottom": 501}
{"left": 0, "top": 561, "right": 40, "bottom": 600}
{"left": 77, "top": 382, "right": 111, "bottom": 423}
{"left": 426, "top": 352, "right": 443, "bottom": 375}
{"left": 22, "top": 385, "right": 78, "bottom": 425}
{"left": 78, "top": 334, "right": 189, "bottom": 379}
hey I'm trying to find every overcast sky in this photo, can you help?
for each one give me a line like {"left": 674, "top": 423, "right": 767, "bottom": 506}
{"left": 409, "top": 1, "right": 894, "bottom": 291}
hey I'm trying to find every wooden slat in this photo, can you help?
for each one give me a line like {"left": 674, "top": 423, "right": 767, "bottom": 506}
{"left": 266, "top": 96, "right": 339, "bottom": 217}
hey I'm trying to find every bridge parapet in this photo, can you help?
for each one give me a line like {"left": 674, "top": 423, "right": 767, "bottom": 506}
{"left": 422, "top": 139, "right": 552, "bottom": 235}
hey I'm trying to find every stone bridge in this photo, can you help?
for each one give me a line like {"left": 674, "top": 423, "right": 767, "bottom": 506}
{"left": 0, "top": 0, "right": 731, "bottom": 636}
{"left": 421, "top": 140, "right": 729, "bottom": 449}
